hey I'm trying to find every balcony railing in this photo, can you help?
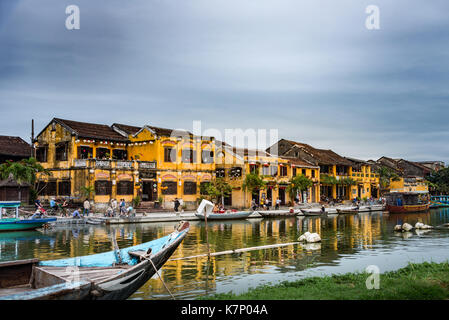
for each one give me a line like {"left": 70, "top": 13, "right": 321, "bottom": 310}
{"left": 95, "top": 160, "right": 111, "bottom": 168}
{"left": 74, "top": 159, "right": 88, "bottom": 167}
{"left": 139, "top": 161, "right": 157, "bottom": 170}
{"left": 116, "top": 161, "right": 133, "bottom": 169}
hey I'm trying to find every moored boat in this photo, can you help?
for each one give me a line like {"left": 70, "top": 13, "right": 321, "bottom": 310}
{"left": 385, "top": 192, "right": 430, "bottom": 213}
{"left": 0, "top": 221, "right": 190, "bottom": 300}
{"left": 257, "top": 209, "right": 297, "bottom": 218}
{"left": 0, "top": 201, "right": 56, "bottom": 232}
{"left": 195, "top": 199, "right": 254, "bottom": 220}
{"left": 430, "top": 195, "right": 449, "bottom": 208}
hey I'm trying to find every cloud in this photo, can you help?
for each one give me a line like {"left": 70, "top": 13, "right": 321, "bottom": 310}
{"left": 0, "top": 0, "right": 448, "bottom": 163}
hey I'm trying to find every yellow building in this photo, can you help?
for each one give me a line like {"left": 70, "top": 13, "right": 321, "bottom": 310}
{"left": 215, "top": 144, "right": 319, "bottom": 208}
{"left": 346, "top": 157, "right": 380, "bottom": 199}
{"left": 34, "top": 118, "right": 215, "bottom": 210}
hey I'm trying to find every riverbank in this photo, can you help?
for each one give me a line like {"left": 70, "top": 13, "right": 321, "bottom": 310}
{"left": 204, "top": 262, "right": 449, "bottom": 300}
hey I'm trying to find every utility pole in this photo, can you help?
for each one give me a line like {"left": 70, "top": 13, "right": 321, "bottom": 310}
{"left": 31, "top": 119, "right": 35, "bottom": 158}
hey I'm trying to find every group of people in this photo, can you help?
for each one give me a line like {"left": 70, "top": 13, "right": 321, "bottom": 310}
{"left": 105, "top": 198, "right": 134, "bottom": 217}
{"left": 251, "top": 198, "right": 283, "bottom": 211}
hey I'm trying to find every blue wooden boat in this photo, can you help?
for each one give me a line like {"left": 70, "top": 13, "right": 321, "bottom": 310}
{"left": 0, "top": 201, "right": 56, "bottom": 232}
{"left": 430, "top": 195, "right": 449, "bottom": 208}
{"left": 0, "top": 221, "right": 190, "bottom": 300}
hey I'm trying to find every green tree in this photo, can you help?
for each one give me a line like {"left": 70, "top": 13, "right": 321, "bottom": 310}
{"left": 242, "top": 173, "right": 267, "bottom": 205}
{"left": 204, "top": 178, "right": 232, "bottom": 205}
{"left": 376, "top": 166, "right": 401, "bottom": 194}
{"left": 320, "top": 174, "right": 338, "bottom": 185}
{"left": 0, "top": 157, "right": 51, "bottom": 202}
{"left": 287, "top": 175, "right": 313, "bottom": 202}
{"left": 80, "top": 186, "right": 95, "bottom": 200}
{"left": 426, "top": 168, "right": 449, "bottom": 194}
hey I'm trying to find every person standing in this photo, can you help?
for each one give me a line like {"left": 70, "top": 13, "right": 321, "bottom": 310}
{"left": 251, "top": 199, "right": 257, "bottom": 211}
{"left": 111, "top": 198, "right": 118, "bottom": 216}
{"left": 275, "top": 198, "right": 281, "bottom": 210}
{"left": 83, "top": 199, "right": 90, "bottom": 217}
{"left": 174, "top": 198, "right": 180, "bottom": 212}
{"left": 120, "top": 199, "right": 126, "bottom": 215}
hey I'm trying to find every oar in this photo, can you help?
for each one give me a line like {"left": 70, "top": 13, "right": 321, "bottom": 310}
{"left": 110, "top": 229, "right": 122, "bottom": 265}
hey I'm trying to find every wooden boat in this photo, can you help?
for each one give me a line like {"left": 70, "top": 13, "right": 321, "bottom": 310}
{"left": 195, "top": 199, "right": 253, "bottom": 220}
{"left": 430, "top": 195, "right": 449, "bottom": 208}
{"left": 0, "top": 201, "right": 57, "bottom": 232}
{"left": 195, "top": 211, "right": 253, "bottom": 220}
{"left": 0, "top": 221, "right": 190, "bottom": 300}
{"left": 385, "top": 192, "right": 430, "bottom": 213}
{"left": 337, "top": 205, "right": 385, "bottom": 214}
{"left": 300, "top": 208, "right": 338, "bottom": 216}
{"left": 257, "top": 209, "right": 297, "bottom": 218}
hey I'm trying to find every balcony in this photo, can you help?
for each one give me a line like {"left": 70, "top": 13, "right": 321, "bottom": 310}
{"left": 95, "top": 160, "right": 111, "bottom": 169}
{"left": 116, "top": 160, "right": 133, "bottom": 169}
{"left": 139, "top": 161, "right": 157, "bottom": 170}
{"left": 73, "top": 159, "right": 88, "bottom": 168}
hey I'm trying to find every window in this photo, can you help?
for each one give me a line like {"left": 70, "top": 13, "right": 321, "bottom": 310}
{"left": 293, "top": 167, "right": 297, "bottom": 176}
{"left": 55, "top": 143, "right": 68, "bottom": 161}
{"left": 320, "top": 165, "right": 330, "bottom": 174}
{"left": 78, "top": 146, "right": 93, "bottom": 159}
{"left": 95, "top": 180, "right": 112, "bottom": 196}
{"left": 302, "top": 169, "right": 306, "bottom": 175}
{"left": 42, "top": 181, "right": 57, "bottom": 196}
{"left": 117, "top": 181, "right": 134, "bottom": 195}
{"left": 250, "top": 164, "right": 258, "bottom": 174}
{"left": 311, "top": 170, "right": 315, "bottom": 178}
{"left": 164, "top": 147, "right": 176, "bottom": 163}
{"left": 201, "top": 150, "right": 214, "bottom": 164}
{"left": 184, "top": 181, "right": 197, "bottom": 195}
{"left": 58, "top": 181, "right": 71, "bottom": 196}
{"left": 270, "top": 166, "right": 278, "bottom": 176}
{"left": 182, "top": 149, "right": 196, "bottom": 163}
{"left": 96, "top": 148, "right": 110, "bottom": 160}
{"left": 36, "top": 146, "right": 48, "bottom": 162}
{"left": 161, "top": 181, "right": 177, "bottom": 195}
{"left": 216, "top": 168, "right": 225, "bottom": 178}
{"left": 280, "top": 166, "right": 288, "bottom": 177}
{"left": 229, "top": 167, "right": 242, "bottom": 178}
{"left": 113, "top": 149, "right": 127, "bottom": 160}
{"left": 262, "top": 166, "right": 270, "bottom": 175}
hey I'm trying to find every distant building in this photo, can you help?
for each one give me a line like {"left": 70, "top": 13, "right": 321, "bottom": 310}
{"left": 0, "top": 178, "right": 30, "bottom": 203}
{"left": 0, "top": 135, "right": 31, "bottom": 163}
{"left": 416, "top": 161, "right": 445, "bottom": 172}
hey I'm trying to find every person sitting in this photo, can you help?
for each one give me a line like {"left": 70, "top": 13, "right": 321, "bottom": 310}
{"left": 126, "top": 206, "right": 134, "bottom": 217}
{"left": 30, "top": 209, "right": 44, "bottom": 219}
{"left": 61, "top": 199, "right": 69, "bottom": 217}
{"left": 105, "top": 206, "right": 114, "bottom": 217}
{"left": 72, "top": 208, "right": 82, "bottom": 219}
{"left": 213, "top": 204, "right": 219, "bottom": 213}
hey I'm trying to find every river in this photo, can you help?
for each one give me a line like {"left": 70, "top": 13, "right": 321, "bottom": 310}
{"left": 1, "top": 208, "right": 448, "bottom": 299}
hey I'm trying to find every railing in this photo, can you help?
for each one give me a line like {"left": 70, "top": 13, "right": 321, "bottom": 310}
{"left": 116, "top": 161, "right": 133, "bottom": 169}
{"left": 95, "top": 160, "right": 111, "bottom": 168}
{"left": 139, "top": 161, "right": 157, "bottom": 170}
{"left": 73, "top": 159, "right": 88, "bottom": 167}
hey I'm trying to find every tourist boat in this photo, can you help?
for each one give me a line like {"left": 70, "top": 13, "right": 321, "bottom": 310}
{"left": 430, "top": 195, "right": 449, "bottom": 208}
{"left": 0, "top": 201, "right": 56, "bottom": 232}
{"left": 257, "top": 209, "right": 298, "bottom": 218}
{"left": 0, "top": 221, "right": 190, "bottom": 300}
{"left": 195, "top": 200, "right": 253, "bottom": 220}
{"left": 385, "top": 192, "right": 430, "bottom": 213}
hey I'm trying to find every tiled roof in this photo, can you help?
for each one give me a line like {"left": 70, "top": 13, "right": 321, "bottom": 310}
{"left": 112, "top": 123, "right": 142, "bottom": 136}
{"left": 283, "top": 139, "right": 352, "bottom": 166}
{"left": 54, "top": 118, "right": 128, "bottom": 142}
{"left": 282, "top": 157, "right": 319, "bottom": 168}
{"left": 0, "top": 136, "right": 31, "bottom": 157}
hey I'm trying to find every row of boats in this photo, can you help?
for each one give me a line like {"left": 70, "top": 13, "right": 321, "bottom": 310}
{"left": 194, "top": 200, "right": 386, "bottom": 221}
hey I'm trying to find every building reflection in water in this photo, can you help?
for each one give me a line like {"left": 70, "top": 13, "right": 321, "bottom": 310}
{"left": 0, "top": 208, "right": 448, "bottom": 299}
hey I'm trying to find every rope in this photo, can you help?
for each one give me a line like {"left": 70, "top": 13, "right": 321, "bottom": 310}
{"left": 143, "top": 255, "right": 176, "bottom": 300}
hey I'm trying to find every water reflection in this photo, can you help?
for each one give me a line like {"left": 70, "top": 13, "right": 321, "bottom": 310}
{"left": 1, "top": 208, "right": 449, "bottom": 299}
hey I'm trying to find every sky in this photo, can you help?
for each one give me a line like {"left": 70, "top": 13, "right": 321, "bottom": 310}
{"left": 1, "top": 0, "right": 448, "bottom": 163}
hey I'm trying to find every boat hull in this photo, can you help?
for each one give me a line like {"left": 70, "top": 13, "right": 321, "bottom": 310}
{"left": 257, "top": 210, "right": 297, "bottom": 218}
{"left": 386, "top": 204, "right": 430, "bottom": 213}
{"left": 195, "top": 211, "right": 253, "bottom": 220}
{"left": 0, "top": 218, "right": 57, "bottom": 232}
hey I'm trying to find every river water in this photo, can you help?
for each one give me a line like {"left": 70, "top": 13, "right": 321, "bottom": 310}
{"left": 1, "top": 208, "right": 449, "bottom": 299}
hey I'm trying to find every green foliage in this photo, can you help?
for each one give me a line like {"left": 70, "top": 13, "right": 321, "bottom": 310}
{"left": 426, "top": 168, "right": 449, "bottom": 194}
{"left": 287, "top": 175, "right": 313, "bottom": 201}
{"left": 320, "top": 174, "right": 338, "bottom": 185}
{"left": 80, "top": 186, "right": 95, "bottom": 200}
{"left": 158, "top": 196, "right": 164, "bottom": 203}
{"left": 376, "top": 166, "right": 401, "bottom": 191}
{"left": 340, "top": 177, "right": 357, "bottom": 186}
{"left": 242, "top": 173, "right": 267, "bottom": 193}
{"left": 204, "top": 262, "right": 449, "bottom": 300}
{"left": 0, "top": 157, "right": 50, "bottom": 185}
{"left": 203, "top": 178, "right": 232, "bottom": 204}
{"left": 132, "top": 196, "right": 141, "bottom": 208}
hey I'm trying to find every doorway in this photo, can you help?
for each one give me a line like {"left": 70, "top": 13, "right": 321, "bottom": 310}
{"left": 142, "top": 180, "right": 157, "bottom": 201}
{"left": 279, "top": 187, "right": 286, "bottom": 205}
